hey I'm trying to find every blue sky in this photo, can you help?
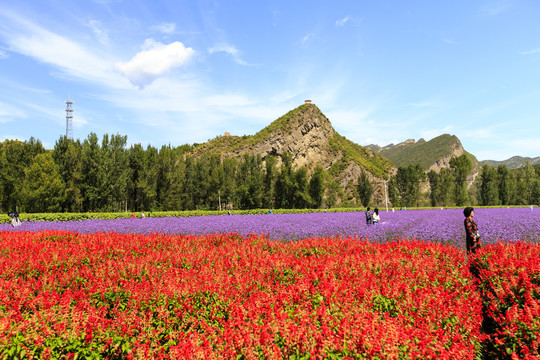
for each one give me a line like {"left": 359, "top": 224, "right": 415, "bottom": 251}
{"left": 1, "top": 0, "right": 539, "bottom": 161}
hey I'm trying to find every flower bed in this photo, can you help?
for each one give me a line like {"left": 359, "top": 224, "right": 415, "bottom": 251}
{"left": 2, "top": 208, "right": 539, "bottom": 248}
{"left": 470, "top": 242, "right": 540, "bottom": 359}
{"left": 0, "top": 231, "right": 483, "bottom": 359}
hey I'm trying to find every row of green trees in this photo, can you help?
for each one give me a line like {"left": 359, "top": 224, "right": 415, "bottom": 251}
{"left": 1, "top": 135, "right": 341, "bottom": 213}
{"left": 2, "top": 135, "right": 539, "bottom": 213}
{"left": 476, "top": 163, "right": 539, "bottom": 206}
{"left": 386, "top": 155, "right": 540, "bottom": 207}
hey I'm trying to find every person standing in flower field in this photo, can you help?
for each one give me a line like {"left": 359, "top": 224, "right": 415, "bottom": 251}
{"left": 372, "top": 208, "right": 380, "bottom": 225}
{"left": 365, "top": 207, "right": 372, "bottom": 225}
{"left": 464, "top": 207, "right": 481, "bottom": 254}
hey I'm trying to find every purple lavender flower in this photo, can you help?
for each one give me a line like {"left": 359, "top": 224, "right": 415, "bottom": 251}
{"left": 1, "top": 208, "right": 538, "bottom": 250}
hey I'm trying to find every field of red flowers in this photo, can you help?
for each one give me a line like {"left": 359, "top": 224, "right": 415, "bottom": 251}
{"left": 0, "top": 230, "right": 538, "bottom": 359}
{"left": 470, "top": 243, "right": 540, "bottom": 359}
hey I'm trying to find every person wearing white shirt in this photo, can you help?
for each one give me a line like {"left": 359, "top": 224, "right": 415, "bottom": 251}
{"left": 372, "top": 208, "right": 380, "bottom": 225}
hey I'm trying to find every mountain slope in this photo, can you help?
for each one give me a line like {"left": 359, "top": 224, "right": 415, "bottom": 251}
{"left": 191, "top": 103, "right": 395, "bottom": 183}
{"left": 480, "top": 156, "right": 540, "bottom": 169}
{"left": 368, "top": 134, "right": 478, "bottom": 172}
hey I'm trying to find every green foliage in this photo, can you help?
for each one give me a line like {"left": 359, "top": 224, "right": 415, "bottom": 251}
{"left": 235, "top": 154, "right": 264, "bottom": 209}
{"left": 328, "top": 133, "right": 393, "bottom": 179}
{"left": 479, "top": 164, "right": 500, "bottom": 206}
{"left": 293, "top": 167, "right": 310, "bottom": 208}
{"left": 274, "top": 152, "right": 295, "bottom": 209}
{"left": 427, "top": 168, "right": 454, "bottom": 207}
{"left": 497, "top": 165, "right": 512, "bottom": 205}
{"left": 53, "top": 136, "right": 83, "bottom": 211}
{"left": 357, "top": 170, "right": 373, "bottom": 207}
{"left": 263, "top": 155, "right": 277, "bottom": 208}
{"left": 21, "top": 152, "right": 65, "bottom": 212}
{"left": 4, "top": 128, "right": 379, "bottom": 213}
{"left": 0, "top": 138, "right": 44, "bottom": 212}
{"left": 450, "top": 155, "right": 472, "bottom": 206}
{"left": 190, "top": 134, "right": 241, "bottom": 155}
{"left": 379, "top": 134, "right": 475, "bottom": 170}
{"left": 309, "top": 166, "right": 325, "bottom": 208}
{"left": 389, "top": 164, "right": 426, "bottom": 207}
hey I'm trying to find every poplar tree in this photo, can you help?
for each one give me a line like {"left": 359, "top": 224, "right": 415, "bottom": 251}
{"left": 309, "top": 166, "right": 325, "bottom": 208}
{"left": 449, "top": 155, "right": 472, "bottom": 206}
{"left": 357, "top": 169, "right": 373, "bottom": 207}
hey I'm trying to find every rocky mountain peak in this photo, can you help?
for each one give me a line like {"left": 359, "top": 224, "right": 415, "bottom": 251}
{"left": 250, "top": 103, "right": 336, "bottom": 169}
{"left": 191, "top": 102, "right": 394, "bottom": 185}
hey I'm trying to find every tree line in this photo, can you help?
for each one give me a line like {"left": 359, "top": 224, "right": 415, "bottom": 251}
{"left": 0, "top": 134, "right": 335, "bottom": 213}
{"left": 385, "top": 155, "right": 540, "bottom": 208}
{"left": 1, "top": 135, "right": 539, "bottom": 213}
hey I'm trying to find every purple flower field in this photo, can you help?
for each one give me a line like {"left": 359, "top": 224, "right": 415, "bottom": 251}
{"left": 1, "top": 208, "right": 538, "bottom": 249}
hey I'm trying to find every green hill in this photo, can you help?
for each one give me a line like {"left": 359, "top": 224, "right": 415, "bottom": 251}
{"left": 191, "top": 103, "right": 395, "bottom": 180}
{"left": 480, "top": 156, "right": 540, "bottom": 169}
{"left": 373, "top": 134, "right": 477, "bottom": 170}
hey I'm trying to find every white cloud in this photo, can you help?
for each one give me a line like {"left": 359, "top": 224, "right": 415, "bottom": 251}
{"left": 0, "top": 101, "right": 26, "bottom": 123}
{"left": 87, "top": 19, "right": 110, "bottom": 46}
{"left": 299, "top": 33, "right": 314, "bottom": 44}
{"left": 208, "top": 43, "right": 251, "bottom": 66}
{"left": 115, "top": 39, "right": 195, "bottom": 88}
{"left": 73, "top": 115, "right": 88, "bottom": 128}
{"left": 336, "top": 16, "right": 350, "bottom": 26}
{"left": 0, "top": 10, "right": 127, "bottom": 89}
{"left": 151, "top": 22, "right": 176, "bottom": 34}
{"left": 0, "top": 49, "right": 7, "bottom": 59}
{"left": 521, "top": 48, "right": 540, "bottom": 55}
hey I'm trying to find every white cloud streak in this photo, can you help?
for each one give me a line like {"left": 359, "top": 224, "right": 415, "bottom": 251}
{"left": 87, "top": 19, "right": 110, "bottom": 46}
{"left": 0, "top": 101, "right": 27, "bottom": 123}
{"left": 335, "top": 16, "right": 350, "bottom": 26}
{"left": 521, "top": 48, "right": 540, "bottom": 55}
{"left": 150, "top": 22, "right": 176, "bottom": 34}
{"left": 299, "top": 33, "right": 313, "bottom": 44}
{"left": 208, "top": 43, "right": 252, "bottom": 66}
{"left": 0, "top": 10, "right": 128, "bottom": 89}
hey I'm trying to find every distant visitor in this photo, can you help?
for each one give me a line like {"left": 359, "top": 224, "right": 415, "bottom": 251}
{"left": 464, "top": 207, "right": 481, "bottom": 254}
{"left": 365, "top": 207, "right": 372, "bottom": 225}
{"left": 372, "top": 208, "right": 380, "bottom": 225}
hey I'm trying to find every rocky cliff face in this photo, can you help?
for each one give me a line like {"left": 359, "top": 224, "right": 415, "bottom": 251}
{"left": 426, "top": 140, "right": 465, "bottom": 173}
{"left": 238, "top": 104, "right": 339, "bottom": 171}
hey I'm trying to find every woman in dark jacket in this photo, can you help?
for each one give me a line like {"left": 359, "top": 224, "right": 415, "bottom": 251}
{"left": 464, "top": 207, "right": 481, "bottom": 254}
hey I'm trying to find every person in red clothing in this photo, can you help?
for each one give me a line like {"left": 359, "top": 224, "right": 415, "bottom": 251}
{"left": 464, "top": 207, "right": 481, "bottom": 254}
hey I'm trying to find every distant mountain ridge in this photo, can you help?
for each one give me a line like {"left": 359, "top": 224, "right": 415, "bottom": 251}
{"left": 480, "top": 156, "right": 540, "bottom": 169}
{"left": 366, "top": 134, "right": 478, "bottom": 172}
